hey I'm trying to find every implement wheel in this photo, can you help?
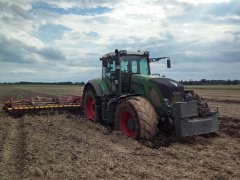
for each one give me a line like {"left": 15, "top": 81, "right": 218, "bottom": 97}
{"left": 83, "top": 87, "right": 101, "bottom": 122}
{"left": 115, "top": 96, "right": 158, "bottom": 139}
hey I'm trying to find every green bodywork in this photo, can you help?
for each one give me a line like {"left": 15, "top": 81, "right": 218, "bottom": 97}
{"left": 87, "top": 74, "right": 170, "bottom": 115}
{"left": 130, "top": 74, "right": 169, "bottom": 114}
{"left": 87, "top": 78, "right": 111, "bottom": 96}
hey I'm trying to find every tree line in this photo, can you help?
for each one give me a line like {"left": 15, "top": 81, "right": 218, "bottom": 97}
{"left": 179, "top": 79, "right": 240, "bottom": 85}
{"left": 0, "top": 79, "right": 239, "bottom": 86}
{"left": 0, "top": 81, "right": 86, "bottom": 85}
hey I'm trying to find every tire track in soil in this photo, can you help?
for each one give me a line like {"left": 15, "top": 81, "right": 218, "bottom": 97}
{"left": 219, "top": 116, "right": 240, "bottom": 138}
{"left": 140, "top": 116, "right": 240, "bottom": 149}
{"left": 207, "top": 98, "right": 240, "bottom": 104}
{"left": 0, "top": 117, "right": 25, "bottom": 180}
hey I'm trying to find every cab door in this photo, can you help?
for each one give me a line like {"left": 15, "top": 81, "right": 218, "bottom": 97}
{"left": 102, "top": 58, "right": 116, "bottom": 93}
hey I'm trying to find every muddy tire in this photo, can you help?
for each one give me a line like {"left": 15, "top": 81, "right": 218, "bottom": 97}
{"left": 83, "top": 86, "right": 101, "bottom": 122}
{"left": 115, "top": 96, "right": 158, "bottom": 139}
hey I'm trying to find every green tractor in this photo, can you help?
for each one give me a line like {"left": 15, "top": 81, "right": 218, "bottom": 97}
{"left": 83, "top": 49, "right": 218, "bottom": 139}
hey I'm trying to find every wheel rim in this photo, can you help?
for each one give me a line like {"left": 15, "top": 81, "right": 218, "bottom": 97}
{"left": 121, "top": 111, "right": 136, "bottom": 138}
{"left": 86, "top": 96, "right": 96, "bottom": 121}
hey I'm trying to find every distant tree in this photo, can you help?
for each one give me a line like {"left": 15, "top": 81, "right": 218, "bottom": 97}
{"left": 74, "top": 82, "right": 85, "bottom": 86}
{"left": 200, "top": 79, "right": 207, "bottom": 85}
{"left": 179, "top": 79, "right": 240, "bottom": 85}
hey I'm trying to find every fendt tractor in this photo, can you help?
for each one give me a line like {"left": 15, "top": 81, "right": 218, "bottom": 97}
{"left": 83, "top": 49, "right": 219, "bottom": 139}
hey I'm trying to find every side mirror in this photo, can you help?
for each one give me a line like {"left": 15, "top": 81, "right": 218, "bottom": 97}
{"left": 167, "top": 59, "right": 171, "bottom": 68}
{"left": 102, "top": 60, "right": 108, "bottom": 67}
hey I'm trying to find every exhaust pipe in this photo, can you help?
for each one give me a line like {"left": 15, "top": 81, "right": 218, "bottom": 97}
{"left": 115, "top": 49, "right": 121, "bottom": 97}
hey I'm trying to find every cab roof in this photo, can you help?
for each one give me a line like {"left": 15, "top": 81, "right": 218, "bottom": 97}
{"left": 102, "top": 51, "right": 146, "bottom": 58}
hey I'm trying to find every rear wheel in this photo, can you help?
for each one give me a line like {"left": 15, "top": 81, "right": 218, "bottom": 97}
{"left": 83, "top": 87, "right": 101, "bottom": 122}
{"left": 115, "top": 96, "right": 158, "bottom": 139}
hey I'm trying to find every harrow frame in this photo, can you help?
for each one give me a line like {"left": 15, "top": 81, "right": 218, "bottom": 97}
{"left": 2, "top": 96, "right": 83, "bottom": 112}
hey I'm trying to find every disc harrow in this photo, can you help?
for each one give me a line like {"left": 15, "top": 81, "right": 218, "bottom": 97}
{"left": 2, "top": 95, "right": 82, "bottom": 113}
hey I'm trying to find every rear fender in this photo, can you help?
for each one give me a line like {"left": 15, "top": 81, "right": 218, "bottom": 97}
{"left": 83, "top": 79, "right": 110, "bottom": 97}
{"left": 117, "top": 94, "right": 143, "bottom": 102}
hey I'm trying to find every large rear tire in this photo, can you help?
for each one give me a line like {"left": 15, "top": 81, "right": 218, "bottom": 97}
{"left": 115, "top": 96, "right": 158, "bottom": 139}
{"left": 83, "top": 86, "right": 101, "bottom": 122}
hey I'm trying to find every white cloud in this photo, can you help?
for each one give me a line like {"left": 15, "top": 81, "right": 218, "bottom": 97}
{"left": 11, "top": 68, "right": 38, "bottom": 74}
{"left": 46, "top": 0, "right": 116, "bottom": 9}
{"left": 176, "top": 0, "right": 230, "bottom": 5}
{"left": 210, "top": 15, "right": 240, "bottom": 21}
{"left": 0, "top": 0, "right": 239, "bottom": 82}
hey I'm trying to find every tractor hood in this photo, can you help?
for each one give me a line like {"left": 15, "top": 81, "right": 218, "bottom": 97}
{"left": 130, "top": 74, "right": 184, "bottom": 103}
{"left": 149, "top": 77, "right": 184, "bottom": 102}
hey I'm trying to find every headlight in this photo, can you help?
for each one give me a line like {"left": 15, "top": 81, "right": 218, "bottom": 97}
{"left": 119, "top": 50, "right": 127, "bottom": 55}
{"left": 164, "top": 98, "right": 172, "bottom": 108}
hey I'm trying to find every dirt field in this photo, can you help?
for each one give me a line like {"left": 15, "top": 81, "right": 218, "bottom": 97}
{"left": 0, "top": 85, "right": 239, "bottom": 179}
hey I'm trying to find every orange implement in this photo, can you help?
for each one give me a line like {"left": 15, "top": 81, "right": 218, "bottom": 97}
{"left": 2, "top": 95, "right": 82, "bottom": 112}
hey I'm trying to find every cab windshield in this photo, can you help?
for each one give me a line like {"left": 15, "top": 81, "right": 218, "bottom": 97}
{"left": 103, "top": 55, "right": 150, "bottom": 80}
{"left": 120, "top": 55, "right": 150, "bottom": 75}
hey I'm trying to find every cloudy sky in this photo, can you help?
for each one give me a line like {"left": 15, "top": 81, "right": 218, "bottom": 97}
{"left": 0, "top": 0, "right": 239, "bottom": 82}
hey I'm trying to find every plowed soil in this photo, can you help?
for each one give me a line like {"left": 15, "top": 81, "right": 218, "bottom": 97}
{"left": 0, "top": 85, "right": 239, "bottom": 179}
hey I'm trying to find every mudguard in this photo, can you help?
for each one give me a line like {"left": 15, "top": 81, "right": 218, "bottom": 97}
{"left": 84, "top": 78, "right": 110, "bottom": 97}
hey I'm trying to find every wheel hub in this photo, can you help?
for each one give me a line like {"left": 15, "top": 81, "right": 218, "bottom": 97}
{"left": 86, "top": 96, "right": 96, "bottom": 120}
{"left": 127, "top": 119, "right": 135, "bottom": 131}
{"left": 121, "top": 111, "right": 136, "bottom": 138}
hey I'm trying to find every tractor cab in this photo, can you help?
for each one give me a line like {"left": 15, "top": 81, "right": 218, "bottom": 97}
{"left": 100, "top": 50, "right": 171, "bottom": 94}
{"left": 101, "top": 51, "right": 151, "bottom": 93}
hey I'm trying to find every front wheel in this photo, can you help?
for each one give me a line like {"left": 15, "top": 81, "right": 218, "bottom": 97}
{"left": 83, "top": 87, "right": 101, "bottom": 122}
{"left": 115, "top": 96, "right": 158, "bottom": 139}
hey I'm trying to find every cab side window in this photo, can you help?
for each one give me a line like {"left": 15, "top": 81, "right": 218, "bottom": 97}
{"left": 121, "top": 60, "right": 128, "bottom": 74}
{"left": 106, "top": 60, "right": 115, "bottom": 78}
{"left": 132, "top": 60, "right": 138, "bottom": 73}
{"left": 103, "top": 58, "right": 115, "bottom": 79}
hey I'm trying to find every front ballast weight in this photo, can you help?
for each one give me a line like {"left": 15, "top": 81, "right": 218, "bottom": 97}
{"left": 172, "top": 101, "right": 219, "bottom": 137}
